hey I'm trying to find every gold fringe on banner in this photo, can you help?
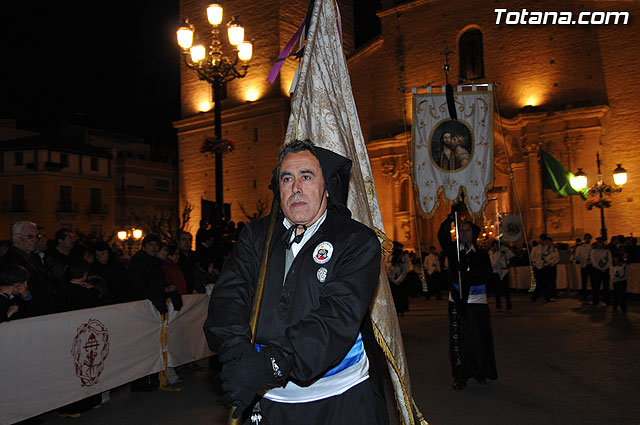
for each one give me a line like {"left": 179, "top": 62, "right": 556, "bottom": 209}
{"left": 372, "top": 320, "right": 429, "bottom": 425}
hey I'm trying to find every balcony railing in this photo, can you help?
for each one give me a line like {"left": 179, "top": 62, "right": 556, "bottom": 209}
{"left": 87, "top": 204, "right": 109, "bottom": 215}
{"left": 44, "top": 162, "right": 64, "bottom": 172}
{"left": 56, "top": 202, "right": 79, "bottom": 213}
{"left": 2, "top": 201, "right": 27, "bottom": 213}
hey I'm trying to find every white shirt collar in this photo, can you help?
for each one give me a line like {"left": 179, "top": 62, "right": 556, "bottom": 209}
{"left": 460, "top": 244, "right": 476, "bottom": 253}
{"left": 283, "top": 210, "right": 328, "bottom": 257}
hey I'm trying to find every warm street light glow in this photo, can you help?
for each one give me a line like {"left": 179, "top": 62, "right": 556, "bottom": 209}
{"left": 199, "top": 100, "right": 213, "bottom": 112}
{"left": 238, "top": 41, "right": 252, "bottom": 61}
{"left": 576, "top": 153, "right": 629, "bottom": 241}
{"left": 613, "top": 164, "right": 628, "bottom": 186}
{"left": 227, "top": 19, "right": 244, "bottom": 46}
{"left": 177, "top": 22, "right": 194, "bottom": 49}
{"left": 207, "top": 4, "right": 223, "bottom": 26}
{"left": 571, "top": 168, "right": 588, "bottom": 191}
{"left": 132, "top": 229, "right": 143, "bottom": 239}
{"left": 177, "top": 4, "right": 252, "bottom": 213}
{"left": 524, "top": 94, "right": 539, "bottom": 107}
{"left": 117, "top": 231, "right": 127, "bottom": 241}
{"left": 245, "top": 88, "right": 259, "bottom": 102}
{"left": 190, "top": 45, "right": 206, "bottom": 62}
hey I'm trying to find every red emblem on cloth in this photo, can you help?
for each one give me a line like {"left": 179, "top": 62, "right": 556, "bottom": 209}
{"left": 71, "top": 318, "right": 110, "bottom": 386}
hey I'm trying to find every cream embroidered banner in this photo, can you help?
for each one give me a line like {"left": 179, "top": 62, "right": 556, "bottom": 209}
{"left": 412, "top": 88, "right": 494, "bottom": 217}
{"left": 283, "top": 0, "right": 419, "bottom": 424}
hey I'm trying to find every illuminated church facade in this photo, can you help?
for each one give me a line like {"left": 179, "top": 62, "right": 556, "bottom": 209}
{"left": 175, "top": 0, "right": 640, "bottom": 251}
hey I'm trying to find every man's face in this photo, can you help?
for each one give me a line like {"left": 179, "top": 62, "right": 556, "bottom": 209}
{"left": 143, "top": 241, "right": 160, "bottom": 257}
{"left": 279, "top": 151, "right": 328, "bottom": 226}
{"left": 442, "top": 132, "right": 452, "bottom": 147}
{"left": 459, "top": 222, "right": 474, "bottom": 245}
{"left": 13, "top": 225, "right": 38, "bottom": 253}
{"left": 95, "top": 250, "right": 109, "bottom": 265}
{"left": 585, "top": 236, "right": 592, "bottom": 244}
{"left": 178, "top": 234, "right": 192, "bottom": 251}
{"left": 58, "top": 232, "right": 75, "bottom": 251}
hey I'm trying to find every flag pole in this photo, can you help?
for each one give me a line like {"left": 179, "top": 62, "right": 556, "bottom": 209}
{"left": 539, "top": 148, "right": 548, "bottom": 235}
{"left": 454, "top": 209, "right": 462, "bottom": 301}
{"left": 227, "top": 197, "right": 280, "bottom": 425}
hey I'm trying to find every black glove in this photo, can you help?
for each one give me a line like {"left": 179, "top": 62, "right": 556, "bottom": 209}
{"left": 219, "top": 340, "right": 254, "bottom": 363}
{"left": 219, "top": 346, "right": 286, "bottom": 419}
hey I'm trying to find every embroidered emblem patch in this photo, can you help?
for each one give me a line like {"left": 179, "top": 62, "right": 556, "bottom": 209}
{"left": 317, "top": 267, "right": 328, "bottom": 283}
{"left": 313, "top": 241, "right": 333, "bottom": 264}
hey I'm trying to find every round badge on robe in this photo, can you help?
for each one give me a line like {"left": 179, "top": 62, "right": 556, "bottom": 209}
{"left": 317, "top": 267, "right": 328, "bottom": 283}
{"left": 313, "top": 241, "right": 333, "bottom": 264}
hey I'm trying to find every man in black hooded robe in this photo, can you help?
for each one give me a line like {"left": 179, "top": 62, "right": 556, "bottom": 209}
{"left": 204, "top": 140, "right": 388, "bottom": 424}
{"left": 438, "top": 204, "right": 497, "bottom": 390}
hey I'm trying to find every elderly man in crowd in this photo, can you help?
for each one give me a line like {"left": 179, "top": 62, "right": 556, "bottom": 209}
{"left": 0, "top": 221, "right": 55, "bottom": 315}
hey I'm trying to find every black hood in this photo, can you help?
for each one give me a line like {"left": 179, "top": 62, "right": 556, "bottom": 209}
{"left": 269, "top": 146, "right": 353, "bottom": 217}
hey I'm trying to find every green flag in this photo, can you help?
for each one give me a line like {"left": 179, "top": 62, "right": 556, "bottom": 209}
{"left": 540, "top": 149, "right": 588, "bottom": 199}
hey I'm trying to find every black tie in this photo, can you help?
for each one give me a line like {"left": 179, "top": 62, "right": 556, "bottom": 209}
{"left": 282, "top": 224, "right": 307, "bottom": 250}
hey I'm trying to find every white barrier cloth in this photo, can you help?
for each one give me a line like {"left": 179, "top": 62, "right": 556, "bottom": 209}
{"left": 0, "top": 295, "right": 212, "bottom": 425}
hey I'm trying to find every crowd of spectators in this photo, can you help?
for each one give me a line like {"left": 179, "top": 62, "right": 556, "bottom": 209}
{"left": 0, "top": 219, "right": 241, "bottom": 325}
{"left": 383, "top": 231, "right": 638, "bottom": 315}
{"left": 0, "top": 219, "right": 242, "bottom": 410}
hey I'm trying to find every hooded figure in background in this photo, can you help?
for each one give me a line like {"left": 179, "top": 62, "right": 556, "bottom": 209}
{"left": 204, "top": 140, "right": 388, "bottom": 425}
{"left": 438, "top": 203, "right": 497, "bottom": 391}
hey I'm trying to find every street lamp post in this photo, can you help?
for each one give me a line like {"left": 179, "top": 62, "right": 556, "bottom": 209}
{"left": 176, "top": 4, "right": 253, "bottom": 218}
{"left": 117, "top": 228, "right": 144, "bottom": 257}
{"left": 573, "top": 152, "right": 628, "bottom": 241}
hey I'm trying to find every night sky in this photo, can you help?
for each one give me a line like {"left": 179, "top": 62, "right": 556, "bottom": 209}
{"left": 1, "top": 0, "right": 182, "bottom": 148}
{"left": 1, "top": 1, "right": 380, "bottom": 150}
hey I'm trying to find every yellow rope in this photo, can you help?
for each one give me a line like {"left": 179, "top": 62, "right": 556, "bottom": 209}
{"left": 159, "top": 299, "right": 182, "bottom": 392}
{"left": 372, "top": 320, "right": 429, "bottom": 425}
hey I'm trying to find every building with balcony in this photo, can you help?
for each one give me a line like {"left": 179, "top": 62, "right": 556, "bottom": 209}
{"left": 0, "top": 130, "right": 114, "bottom": 240}
{"left": 0, "top": 124, "right": 177, "bottom": 242}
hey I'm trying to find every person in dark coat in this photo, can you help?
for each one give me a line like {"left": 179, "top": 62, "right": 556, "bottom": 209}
{"left": 56, "top": 259, "right": 103, "bottom": 415}
{"left": 177, "top": 231, "right": 197, "bottom": 293}
{"left": 191, "top": 256, "right": 218, "bottom": 294}
{"left": 91, "top": 242, "right": 130, "bottom": 304}
{"left": 204, "top": 140, "right": 388, "bottom": 424}
{"left": 438, "top": 203, "right": 498, "bottom": 390}
{"left": 57, "top": 259, "right": 102, "bottom": 313}
{"left": 0, "top": 221, "right": 56, "bottom": 316}
{"left": 44, "top": 228, "right": 76, "bottom": 291}
{"left": 128, "top": 234, "right": 182, "bottom": 314}
{"left": 0, "top": 264, "right": 33, "bottom": 322}
{"left": 386, "top": 242, "right": 410, "bottom": 315}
